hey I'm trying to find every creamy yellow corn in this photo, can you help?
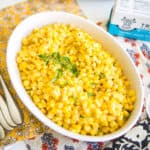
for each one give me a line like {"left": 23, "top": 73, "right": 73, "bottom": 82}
{"left": 16, "top": 24, "right": 136, "bottom": 136}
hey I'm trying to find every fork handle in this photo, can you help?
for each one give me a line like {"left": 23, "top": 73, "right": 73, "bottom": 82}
{"left": 0, "top": 109, "right": 13, "bottom": 130}
{"left": 0, "top": 124, "right": 5, "bottom": 139}
{"left": 0, "top": 95, "right": 17, "bottom": 126}
{"left": 0, "top": 75, "right": 22, "bottom": 124}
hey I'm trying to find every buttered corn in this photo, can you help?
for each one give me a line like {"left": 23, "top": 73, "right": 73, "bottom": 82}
{"left": 16, "top": 24, "right": 136, "bottom": 136}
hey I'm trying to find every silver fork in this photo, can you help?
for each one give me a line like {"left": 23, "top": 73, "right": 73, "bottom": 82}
{"left": 0, "top": 124, "right": 5, "bottom": 139}
{"left": 0, "top": 95, "right": 16, "bottom": 127}
{"left": 0, "top": 74, "right": 22, "bottom": 125}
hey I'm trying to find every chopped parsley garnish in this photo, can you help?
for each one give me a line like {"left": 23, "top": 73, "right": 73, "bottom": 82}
{"left": 80, "top": 115, "right": 85, "bottom": 118}
{"left": 51, "top": 52, "right": 61, "bottom": 64}
{"left": 98, "top": 72, "right": 105, "bottom": 79}
{"left": 87, "top": 92, "right": 96, "bottom": 97}
{"left": 70, "top": 64, "right": 79, "bottom": 77}
{"left": 61, "top": 56, "right": 71, "bottom": 64}
{"left": 39, "top": 52, "right": 79, "bottom": 81}
{"left": 51, "top": 68, "right": 63, "bottom": 83}
{"left": 38, "top": 54, "right": 51, "bottom": 65}
{"left": 60, "top": 56, "right": 71, "bottom": 69}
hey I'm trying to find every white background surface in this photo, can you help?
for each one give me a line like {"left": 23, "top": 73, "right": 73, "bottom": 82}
{"left": 0, "top": 0, "right": 114, "bottom": 24}
{"left": 0, "top": 0, "right": 27, "bottom": 10}
{"left": 77, "top": 0, "right": 114, "bottom": 24}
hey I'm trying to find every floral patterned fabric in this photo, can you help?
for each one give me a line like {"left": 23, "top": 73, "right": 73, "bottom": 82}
{"left": 3, "top": 118, "right": 150, "bottom": 150}
{"left": 0, "top": 0, "right": 150, "bottom": 149}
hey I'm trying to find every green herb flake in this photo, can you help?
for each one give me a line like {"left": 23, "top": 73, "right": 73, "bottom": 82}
{"left": 113, "top": 62, "right": 116, "bottom": 66}
{"left": 51, "top": 68, "right": 63, "bottom": 83}
{"left": 98, "top": 72, "right": 105, "bottom": 80}
{"left": 56, "top": 68, "right": 63, "bottom": 78}
{"left": 80, "top": 115, "right": 85, "bottom": 118}
{"left": 38, "top": 54, "right": 51, "bottom": 65}
{"left": 40, "top": 52, "right": 79, "bottom": 79}
{"left": 51, "top": 52, "right": 61, "bottom": 64}
{"left": 60, "top": 56, "right": 71, "bottom": 69}
{"left": 70, "top": 64, "right": 79, "bottom": 77}
{"left": 87, "top": 92, "right": 96, "bottom": 97}
{"left": 62, "top": 56, "right": 71, "bottom": 64}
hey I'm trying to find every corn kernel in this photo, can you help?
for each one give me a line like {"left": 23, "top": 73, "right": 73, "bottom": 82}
{"left": 17, "top": 24, "right": 136, "bottom": 136}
